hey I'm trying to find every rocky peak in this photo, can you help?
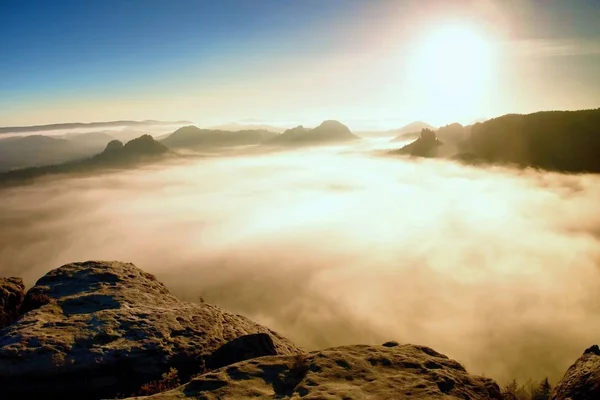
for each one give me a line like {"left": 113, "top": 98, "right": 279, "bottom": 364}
{"left": 123, "top": 134, "right": 168, "bottom": 155}
{"left": 420, "top": 128, "right": 437, "bottom": 142}
{"left": 103, "top": 139, "right": 124, "bottom": 153}
{"left": 552, "top": 344, "right": 600, "bottom": 400}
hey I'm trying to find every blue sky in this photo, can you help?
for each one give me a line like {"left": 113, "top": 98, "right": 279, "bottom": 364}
{"left": 1, "top": 0, "right": 599, "bottom": 129}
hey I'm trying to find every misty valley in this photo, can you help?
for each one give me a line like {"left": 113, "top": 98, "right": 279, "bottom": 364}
{"left": 1, "top": 111, "right": 600, "bottom": 399}
{"left": 3, "top": 1, "right": 600, "bottom": 398}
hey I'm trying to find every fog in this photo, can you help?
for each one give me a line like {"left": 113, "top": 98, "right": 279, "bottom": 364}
{"left": 1, "top": 145, "right": 600, "bottom": 384}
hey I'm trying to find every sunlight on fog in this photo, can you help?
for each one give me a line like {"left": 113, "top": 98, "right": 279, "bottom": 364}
{"left": 1, "top": 144, "right": 600, "bottom": 384}
{"left": 407, "top": 22, "right": 496, "bottom": 124}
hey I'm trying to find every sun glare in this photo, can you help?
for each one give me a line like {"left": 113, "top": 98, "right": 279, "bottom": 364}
{"left": 407, "top": 23, "right": 495, "bottom": 124}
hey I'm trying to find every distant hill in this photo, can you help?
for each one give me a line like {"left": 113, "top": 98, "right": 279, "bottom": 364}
{"left": 161, "top": 126, "right": 278, "bottom": 149}
{"left": 209, "top": 122, "right": 286, "bottom": 133}
{"left": 91, "top": 134, "right": 169, "bottom": 163}
{"left": 57, "top": 131, "right": 116, "bottom": 146}
{"left": 0, "top": 130, "right": 171, "bottom": 172}
{"left": 0, "top": 120, "right": 192, "bottom": 135}
{"left": 466, "top": 109, "right": 600, "bottom": 172}
{"left": 0, "top": 133, "right": 114, "bottom": 172}
{"left": 267, "top": 120, "right": 359, "bottom": 146}
{"left": 0, "top": 135, "right": 171, "bottom": 186}
{"left": 388, "top": 109, "right": 600, "bottom": 173}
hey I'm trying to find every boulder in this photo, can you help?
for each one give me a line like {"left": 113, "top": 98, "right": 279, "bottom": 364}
{"left": 0, "top": 261, "right": 300, "bottom": 399}
{"left": 0, "top": 277, "right": 25, "bottom": 329}
{"left": 551, "top": 345, "right": 600, "bottom": 400}
{"left": 129, "top": 342, "right": 501, "bottom": 399}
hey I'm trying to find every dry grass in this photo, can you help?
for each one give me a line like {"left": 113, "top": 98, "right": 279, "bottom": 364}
{"left": 137, "top": 368, "right": 181, "bottom": 396}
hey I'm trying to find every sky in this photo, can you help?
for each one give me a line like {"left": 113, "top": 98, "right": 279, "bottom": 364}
{"left": 1, "top": 0, "right": 599, "bottom": 130}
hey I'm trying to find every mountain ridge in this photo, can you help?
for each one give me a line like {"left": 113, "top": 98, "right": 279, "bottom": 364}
{"left": 0, "top": 120, "right": 192, "bottom": 135}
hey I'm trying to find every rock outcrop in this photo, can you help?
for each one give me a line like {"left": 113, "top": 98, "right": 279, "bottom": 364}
{"left": 0, "top": 261, "right": 300, "bottom": 399}
{"left": 0, "top": 277, "right": 25, "bottom": 329}
{"left": 129, "top": 343, "right": 501, "bottom": 399}
{"left": 551, "top": 345, "right": 600, "bottom": 400}
{"left": 389, "top": 128, "right": 443, "bottom": 158}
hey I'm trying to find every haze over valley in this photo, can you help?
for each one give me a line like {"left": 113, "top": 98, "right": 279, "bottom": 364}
{"left": 3, "top": 121, "right": 600, "bottom": 386}
{"left": 2, "top": 1, "right": 600, "bottom": 399}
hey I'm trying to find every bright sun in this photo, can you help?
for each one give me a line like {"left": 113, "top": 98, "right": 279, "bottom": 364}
{"left": 407, "top": 24, "right": 495, "bottom": 124}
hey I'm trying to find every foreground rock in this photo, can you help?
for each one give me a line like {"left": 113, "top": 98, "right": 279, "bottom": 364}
{"left": 552, "top": 345, "right": 600, "bottom": 400}
{"left": 206, "top": 332, "right": 279, "bottom": 370}
{"left": 0, "top": 277, "right": 25, "bottom": 329}
{"left": 0, "top": 261, "right": 300, "bottom": 399}
{"left": 130, "top": 342, "right": 501, "bottom": 399}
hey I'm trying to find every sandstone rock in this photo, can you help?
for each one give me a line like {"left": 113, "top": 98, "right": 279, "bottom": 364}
{"left": 0, "top": 277, "right": 25, "bottom": 329}
{"left": 551, "top": 345, "right": 600, "bottom": 400}
{"left": 129, "top": 343, "right": 501, "bottom": 399}
{"left": 0, "top": 261, "right": 300, "bottom": 399}
{"left": 206, "top": 333, "right": 278, "bottom": 370}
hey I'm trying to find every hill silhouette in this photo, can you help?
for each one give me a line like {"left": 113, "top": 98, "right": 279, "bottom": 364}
{"left": 467, "top": 109, "right": 600, "bottom": 172}
{"left": 389, "top": 109, "right": 600, "bottom": 173}
{"left": 160, "top": 126, "right": 278, "bottom": 149}
{"left": 389, "top": 121, "right": 437, "bottom": 142}
{"left": 267, "top": 120, "right": 359, "bottom": 146}
{"left": 0, "top": 134, "right": 170, "bottom": 186}
{"left": 0, "top": 133, "right": 114, "bottom": 172}
{"left": 0, "top": 120, "right": 192, "bottom": 135}
{"left": 209, "top": 121, "right": 286, "bottom": 133}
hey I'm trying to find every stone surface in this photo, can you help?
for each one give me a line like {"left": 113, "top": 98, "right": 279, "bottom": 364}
{"left": 551, "top": 345, "right": 600, "bottom": 400}
{"left": 129, "top": 342, "right": 501, "bottom": 399}
{"left": 0, "top": 261, "right": 300, "bottom": 399}
{"left": 0, "top": 277, "right": 25, "bottom": 329}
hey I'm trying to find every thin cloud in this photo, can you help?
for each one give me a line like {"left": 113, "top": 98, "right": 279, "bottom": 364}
{"left": 508, "top": 38, "right": 600, "bottom": 57}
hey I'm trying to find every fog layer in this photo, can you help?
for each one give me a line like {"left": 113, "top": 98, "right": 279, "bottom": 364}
{"left": 1, "top": 146, "right": 600, "bottom": 383}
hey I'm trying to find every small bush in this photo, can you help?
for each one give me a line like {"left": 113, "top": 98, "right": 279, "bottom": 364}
{"left": 502, "top": 378, "right": 552, "bottom": 400}
{"left": 137, "top": 368, "right": 180, "bottom": 396}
